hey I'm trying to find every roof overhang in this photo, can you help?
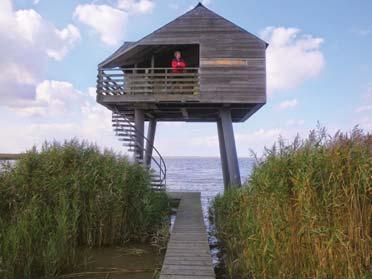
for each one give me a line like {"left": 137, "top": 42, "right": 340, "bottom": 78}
{"left": 100, "top": 43, "right": 199, "bottom": 68}
{"left": 98, "top": 2, "right": 269, "bottom": 68}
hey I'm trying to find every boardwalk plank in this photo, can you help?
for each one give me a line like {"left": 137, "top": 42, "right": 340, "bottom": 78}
{"left": 160, "top": 192, "right": 215, "bottom": 279}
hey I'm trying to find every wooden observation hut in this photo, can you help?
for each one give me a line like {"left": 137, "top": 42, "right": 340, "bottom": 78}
{"left": 96, "top": 3, "right": 268, "bottom": 191}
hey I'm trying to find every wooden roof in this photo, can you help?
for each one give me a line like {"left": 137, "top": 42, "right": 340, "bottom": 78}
{"left": 99, "top": 2, "right": 268, "bottom": 68}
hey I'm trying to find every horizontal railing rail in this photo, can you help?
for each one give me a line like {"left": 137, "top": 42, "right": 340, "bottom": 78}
{"left": 97, "top": 67, "right": 200, "bottom": 96}
{"left": 0, "top": 153, "right": 22, "bottom": 160}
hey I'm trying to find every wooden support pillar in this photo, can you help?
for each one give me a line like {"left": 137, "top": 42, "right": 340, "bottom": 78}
{"left": 151, "top": 55, "right": 155, "bottom": 69}
{"left": 134, "top": 109, "right": 145, "bottom": 162}
{"left": 145, "top": 118, "right": 157, "bottom": 167}
{"left": 219, "top": 108, "right": 241, "bottom": 187}
{"left": 217, "top": 119, "right": 230, "bottom": 190}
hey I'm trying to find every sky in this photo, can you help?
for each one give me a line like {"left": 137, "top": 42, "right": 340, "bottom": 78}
{"left": 0, "top": 0, "right": 371, "bottom": 157}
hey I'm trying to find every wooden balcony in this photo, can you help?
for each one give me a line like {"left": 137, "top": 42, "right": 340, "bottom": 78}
{"left": 97, "top": 67, "right": 200, "bottom": 96}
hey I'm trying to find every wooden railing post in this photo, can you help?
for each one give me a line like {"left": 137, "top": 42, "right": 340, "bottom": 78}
{"left": 165, "top": 68, "right": 168, "bottom": 93}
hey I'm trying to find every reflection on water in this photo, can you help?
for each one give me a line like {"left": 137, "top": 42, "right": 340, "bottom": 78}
{"left": 63, "top": 244, "right": 162, "bottom": 279}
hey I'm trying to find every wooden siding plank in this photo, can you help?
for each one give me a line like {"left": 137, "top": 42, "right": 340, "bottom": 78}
{"left": 98, "top": 4, "right": 267, "bottom": 118}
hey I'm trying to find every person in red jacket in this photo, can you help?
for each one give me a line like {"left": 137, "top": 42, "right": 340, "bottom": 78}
{"left": 171, "top": 50, "right": 187, "bottom": 73}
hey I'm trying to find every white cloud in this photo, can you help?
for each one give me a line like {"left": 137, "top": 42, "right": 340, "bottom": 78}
{"left": 46, "top": 24, "right": 80, "bottom": 60}
{"left": 261, "top": 27, "right": 325, "bottom": 94}
{"left": 278, "top": 99, "right": 298, "bottom": 109}
{"left": 10, "top": 80, "right": 84, "bottom": 117}
{"left": 354, "top": 85, "right": 372, "bottom": 114}
{"left": 0, "top": 79, "right": 122, "bottom": 153}
{"left": 74, "top": 1, "right": 155, "bottom": 45}
{"left": 236, "top": 128, "right": 283, "bottom": 144}
{"left": 363, "top": 85, "right": 372, "bottom": 100}
{"left": 74, "top": 4, "right": 127, "bottom": 46}
{"left": 357, "top": 116, "right": 372, "bottom": 130}
{"left": 353, "top": 28, "right": 371, "bottom": 36}
{"left": 201, "top": 0, "right": 212, "bottom": 6}
{"left": 184, "top": 127, "right": 290, "bottom": 156}
{"left": 355, "top": 104, "right": 372, "bottom": 113}
{"left": 286, "top": 119, "right": 305, "bottom": 126}
{"left": 190, "top": 135, "right": 218, "bottom": 148}
{"left": 159, "top": 122, "right": 185, "bottom": 127}
{"left": 117, "top": 0, "right": 154, "bottom": 14}
{"left": 10, "top": 8, "right": 80, "bottom": 61}
{"left": 0, "top": 0, "right": 80, "bottom": 105}
{"left": 236, "top": 128, "right": 285, "bottom": 156}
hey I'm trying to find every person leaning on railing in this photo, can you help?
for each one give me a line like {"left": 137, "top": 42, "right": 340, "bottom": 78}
{"left": 171, "top": 50, "right": 187, "bottom": 73}
{"left": 171, "top": 50, "right": 194, "bottom": 94}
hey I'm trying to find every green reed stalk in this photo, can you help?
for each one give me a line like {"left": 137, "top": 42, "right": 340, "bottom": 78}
{"left": 213, "top": 127, "right": 371, "bottom": 278}
{"left": 0, "top": 139, "right": 169, "bottom": 278}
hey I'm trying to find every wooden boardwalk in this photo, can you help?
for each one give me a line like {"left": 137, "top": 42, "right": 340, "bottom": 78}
{"left": 160, "top": 192, "right": 215, "bottom": 279}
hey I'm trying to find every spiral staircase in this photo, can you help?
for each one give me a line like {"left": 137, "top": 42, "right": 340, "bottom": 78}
{"left": 112, "top": 108, "right": 166, "bottom": 191}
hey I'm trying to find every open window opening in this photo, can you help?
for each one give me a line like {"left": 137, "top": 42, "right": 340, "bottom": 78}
{"left": 121, "top": 44, "right": 200, "bottom": 69}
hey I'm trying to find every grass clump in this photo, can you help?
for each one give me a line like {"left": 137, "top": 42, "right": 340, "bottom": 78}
{"left": 0, "top": 139, "right": 169, "bottom": 279}
{"left": 213, "top": 127, "right": 371, "bottom": 278}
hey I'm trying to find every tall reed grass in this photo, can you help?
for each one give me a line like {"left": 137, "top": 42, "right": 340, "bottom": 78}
{"left": 0, "top": 139, "right": 169, "bottom": 278}
{"left": 213, "top": 127, "right": 371, "bottom": 278}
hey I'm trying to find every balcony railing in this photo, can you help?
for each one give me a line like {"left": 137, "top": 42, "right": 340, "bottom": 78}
{"left": 97, "top": 67, "right": 200, "bottom": 96}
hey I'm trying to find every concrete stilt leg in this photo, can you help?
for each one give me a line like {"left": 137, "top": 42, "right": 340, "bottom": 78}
{"left": 134, "top": 109, "right": 145, "bottom": 163}
{"left": 219, "top": 108, "right": 241, "bottom": 187}
{"left": 145, "top": 119, "right": 157, "bottom": 166}
{"left": 217, "top": 119, "right": 230, "bottom": 190}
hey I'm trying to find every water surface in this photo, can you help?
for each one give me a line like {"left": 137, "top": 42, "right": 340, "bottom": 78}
{"left": 165, "top": 156, "right": 254, "bottom": 223}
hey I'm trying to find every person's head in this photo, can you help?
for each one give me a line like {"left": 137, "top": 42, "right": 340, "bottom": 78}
{"left": 174, "top": 50, "right": 182, "bottom": 59}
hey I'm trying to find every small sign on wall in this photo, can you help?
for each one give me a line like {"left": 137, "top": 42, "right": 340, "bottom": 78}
{"left": 200, "top": 58, "right": 249, "bottom": 66}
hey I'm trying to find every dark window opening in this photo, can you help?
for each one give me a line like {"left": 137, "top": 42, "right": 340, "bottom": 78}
{"left": 121, "top": 44, "right": 200, "bottom": 69}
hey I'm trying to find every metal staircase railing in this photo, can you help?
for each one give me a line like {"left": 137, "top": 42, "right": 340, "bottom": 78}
{"left": 112, "top": 108, "right": 166, "bottom": 191}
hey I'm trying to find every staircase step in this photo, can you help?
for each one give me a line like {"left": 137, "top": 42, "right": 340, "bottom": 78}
{"left": 151, "top": 180, "right": 164, "bottom": 184}
{"left": 117, "top": 137, "right": 135, "bottom": 141}
{"left": 151, "top": 187, "right": 165, "bottom": 190}
{"left": 111, "top": 118, "right": 134, "bottom": 122}
{"left": 151, "top": 180, "right": 164, "bottom": 185}
{"left": 112, "top": 124, "right": 134, "bottom": 128}
{"left": 123, "top": 144, "right": 138, "bottom": 148}
{"left": 119, "top": 140, "right": 135, "bottom": 143}
{"left": 112, "top": 116, "right": 134, "bottom": 120}
{"left": 116, "top": 133, "right": 135, "bottom": 137}
{"left": 113, "top": 110, "right": 166, "bottom": 192}
{"left": 114, "top": 131, "right": 135, "bottom": 135}
{"left": 151, "top": 185, "right": 165, "bottom": 189}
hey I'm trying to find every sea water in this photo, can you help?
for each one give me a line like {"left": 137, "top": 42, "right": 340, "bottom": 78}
{"left": 165, "top": 156, "right": 254, "bottom": 221}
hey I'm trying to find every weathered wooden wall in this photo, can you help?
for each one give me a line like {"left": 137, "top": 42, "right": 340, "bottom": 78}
{"left": 101, "top": 4, "right": 267, "bottom": 105}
